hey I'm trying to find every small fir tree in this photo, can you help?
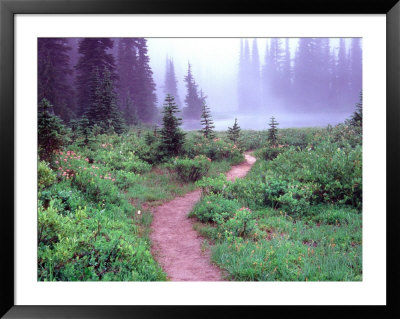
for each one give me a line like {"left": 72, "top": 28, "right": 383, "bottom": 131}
{"left": 268, "top": 116, "right": 279, "bottom": 147}
{"left": 351, "top": 91, "right": 363, "bottom": 128}
{"left": 38, "top": 98, "right": 66, "bottom": 162}
{"left": 78, "top": 116, "right": 91, "bottom": 146}
{"left": 200, "top": 103, "right": 215, "bottom": 139}
{"left": 159, "top": 94, "right": 186, "bottom": 157}
{"left": 145, "top": 130, "right": 157, "bottom": 145}
{"left": 153, "top": 125, "right": 159, "bottom": 137}
{"left": 227, "top": 118, "right": 241, "bottom": 144}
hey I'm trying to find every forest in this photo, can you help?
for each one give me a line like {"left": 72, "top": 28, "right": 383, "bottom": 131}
{"left": 37, "top": 37, "right": 362, "bottom": 281}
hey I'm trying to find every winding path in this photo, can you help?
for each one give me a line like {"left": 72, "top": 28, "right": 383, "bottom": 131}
{"left": 150, "top": 152, "right": 256, "bottom": 281}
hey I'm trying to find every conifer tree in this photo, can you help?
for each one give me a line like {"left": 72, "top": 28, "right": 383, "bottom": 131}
{"left": 134, "top": 38, "right": 157, "bottom": 122}
{"left": 38, "top": 38, "right": 75, "bottom": 121}
{"left": 349, "top": 38, "right": 362, "bottom": 101}
{"left": 86, "top": 67, "right": 125, "bottom": 134}
{"left": 78, "top": 116, "right": 91, "bottom": 145}
{"left": 145, "top": 130, "right": 156, "bottom": 145}
{"left": 164, "top": 56, "right": 182, "bottom": 108}
{"left": 227, "top": 118, "right": 241, "bottom": 144}
{"left": 200, "top": 103, "right": 215, "bottom": 139}
{"left": 268, "top": 116, "right": 279, "bottom": 147}
{"left": 183, "top": 63, "right": 203, "bottom": 119}
{"left": 159, "top": 94, "right": 186, "bottom": 157}
{"left": 38, "top": 98, "right": 66, "bottom": 162}
{"left": 75, "top": 38, "right": 116, "bottom": 116}
{"left": 351, "top": 91, "right": 363, "bottom": 128}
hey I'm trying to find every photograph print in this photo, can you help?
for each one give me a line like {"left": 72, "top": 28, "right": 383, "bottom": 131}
{"left": 37, "top": 37, "right": 362, "bottom": 281}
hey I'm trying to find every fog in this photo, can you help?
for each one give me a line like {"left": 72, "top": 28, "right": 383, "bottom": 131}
{"left": 147, "top": 38, "right": 360, "bottom": 130}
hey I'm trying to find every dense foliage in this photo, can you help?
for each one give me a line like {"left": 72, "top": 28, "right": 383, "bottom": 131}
{"left": 190, "top": 120, "right": 362, "bottom": 281}
{"left": 38, "top": 122, "right": 246, "bottom": 281}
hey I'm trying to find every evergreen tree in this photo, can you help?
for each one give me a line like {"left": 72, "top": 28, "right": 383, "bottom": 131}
{"left": 280, "top": 38, "right": 292, "bottom": 102}
{"left": 86, "top": 67, "right": 125, "bottom": 134}
{"left": 134, "top": 38, "right": 157, "bottom": 122}
{"left": 249, "top": 39, "right": 261, "bottom": 111}
{"left": 123, "top": 95, "right": 139, "bottom": 126}
{"left": 145, "top": 130, "right": 156, "bottom": 145}
{"left": 75, "top": 38, "right": 116, "bottom": 116}
{"left": 164, "top": 56, "right": 182, "bottom": 108}
{"left": 200, "top": 103, "right": 215, "bottom": 139}
{"left": 351, "top": 91, "right": 363, "bottom": 128}
{"left": 349, "top": 38, "right": 362, "bottom": 102}
{"left": 238, "top": 39, "right": 246, "bottom": 111}
{"left": 292, "top": 38, "right": 317, "bottom": 109}
{"left": 38, "top": 38, "right": 75, "bottom": 121}
{"left": 268, "top": 116, "right": 279, "bottom": 147}
{"left": 227, "top": 118, "right": 241, "bottom": 144}
{"left": 159, "top": 94, "right": 186, "bottom": 157}
{"left": 261, "top": 40, "right": 272, "bottom": 110}
{"left": 183, "top": 62, "right": 203, "bottom": 119}
{"left": 77, "top": 116, "right": 91, "bottom": 145}
{"left": 336, "top": 38, "right": 351, "bottom": 110}
{"left": 153, "top": 125, "right": 159, "bottom": 137}
{"left": 237, "top": 39, "right": 252, "bottom": 113}
{"left": 38, "top": 98, "right": 66, "bottom": 162}
{"left": 116, "top": 38, "right": 137, "bottom": 111}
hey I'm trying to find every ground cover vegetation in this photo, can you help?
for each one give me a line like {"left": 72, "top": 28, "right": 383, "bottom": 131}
{"left": 38, "top": 94, "right": 245, "bottom": 281}
{"left": 189, "top": 102, "right": 363, "bottom": 281}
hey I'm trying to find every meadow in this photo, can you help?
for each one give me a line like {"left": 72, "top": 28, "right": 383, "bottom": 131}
{"left": 191, "top": 122, "right": 362, "bottom": 281}
{"left": 38, "top": 127, "right": 244, "bottom": 281}
{"left": 38, "top": 116, "right": 362, "bottom": 281}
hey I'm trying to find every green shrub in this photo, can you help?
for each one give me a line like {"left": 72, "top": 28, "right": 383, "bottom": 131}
{"left": 196, "top": 173, "right": 231, "bottom": 196}
{"left": 174, "top": 155, "right": 211, "bottom": 182}
{"left": 255, "top": 144, "right": 286, "bottom": 161}
{"left": 220, "top": 207, "right": 258, "bottom": 239}
{"left": 191, "top": 193, "right": 241, "bottom": 223}
{"left": 38, "top": 201, "right": 166, "bottom": 281}
{"left": 184, "top": 135, "right": 244, "bottom": 164}
{"left": 38, "top": 160, "right": 57, "bottom": 190}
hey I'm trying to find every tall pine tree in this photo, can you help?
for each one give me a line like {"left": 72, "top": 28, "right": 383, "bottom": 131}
{"left": 38, "top": 38, "right": 75, "bottom": 121}
{"left": 86, "top": 67, "right": 125, "bottom": 134}
{"left": 75, "top": 38, "right": 116, "bottom": 116}
{"left": 134, "top": 38, "right": 157, "bottom": 122}
{"left": 349, "top": 38, "right": 362, "bottom": 103}
{"left": 183, "top": 62, "right": 203, "bottom": 120}
{"left": 164, "top": 56, "right": 182, "bottom": 108}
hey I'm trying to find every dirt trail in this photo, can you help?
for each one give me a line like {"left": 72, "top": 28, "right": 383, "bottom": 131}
{"left": 150, "top": 152, "right": 256, "bottom": 281}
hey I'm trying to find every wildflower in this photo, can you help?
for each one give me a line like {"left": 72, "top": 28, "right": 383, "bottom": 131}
{"left": 112, "top": 178, "right": 116, "bottom": 182}
{"left": 58, "top": 167, "right": 62, "bottom": 170}
{"left": 137, "top": 210, "right": 141, "bottom": 215}
{"left": 63, "top": 159, "right": 67, "bottom": 162}
{"left": 55, "top": 161, "right": 59, "bottom": 164}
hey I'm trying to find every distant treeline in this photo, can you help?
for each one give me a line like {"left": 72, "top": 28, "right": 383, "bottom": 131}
{"left": 238, "top": 38, "right": 362, "bottom": 113}
{"left": 38, "top": 38, "right": 362, "bottom": 133}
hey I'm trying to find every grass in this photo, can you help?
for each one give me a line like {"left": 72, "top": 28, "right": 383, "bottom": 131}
{"left": 189, "top": 123, "right": 363, "bottom": 281}
{"left": 209, "top": 205, "right": 362, "bottom": 281}
{"left": 126, "top": 159, "right": 236, "bottom": 209}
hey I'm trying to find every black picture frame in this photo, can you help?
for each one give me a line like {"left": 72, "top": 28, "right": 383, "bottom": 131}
{"left": 1, "top": 0, "right": 399, "bottom": 318}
